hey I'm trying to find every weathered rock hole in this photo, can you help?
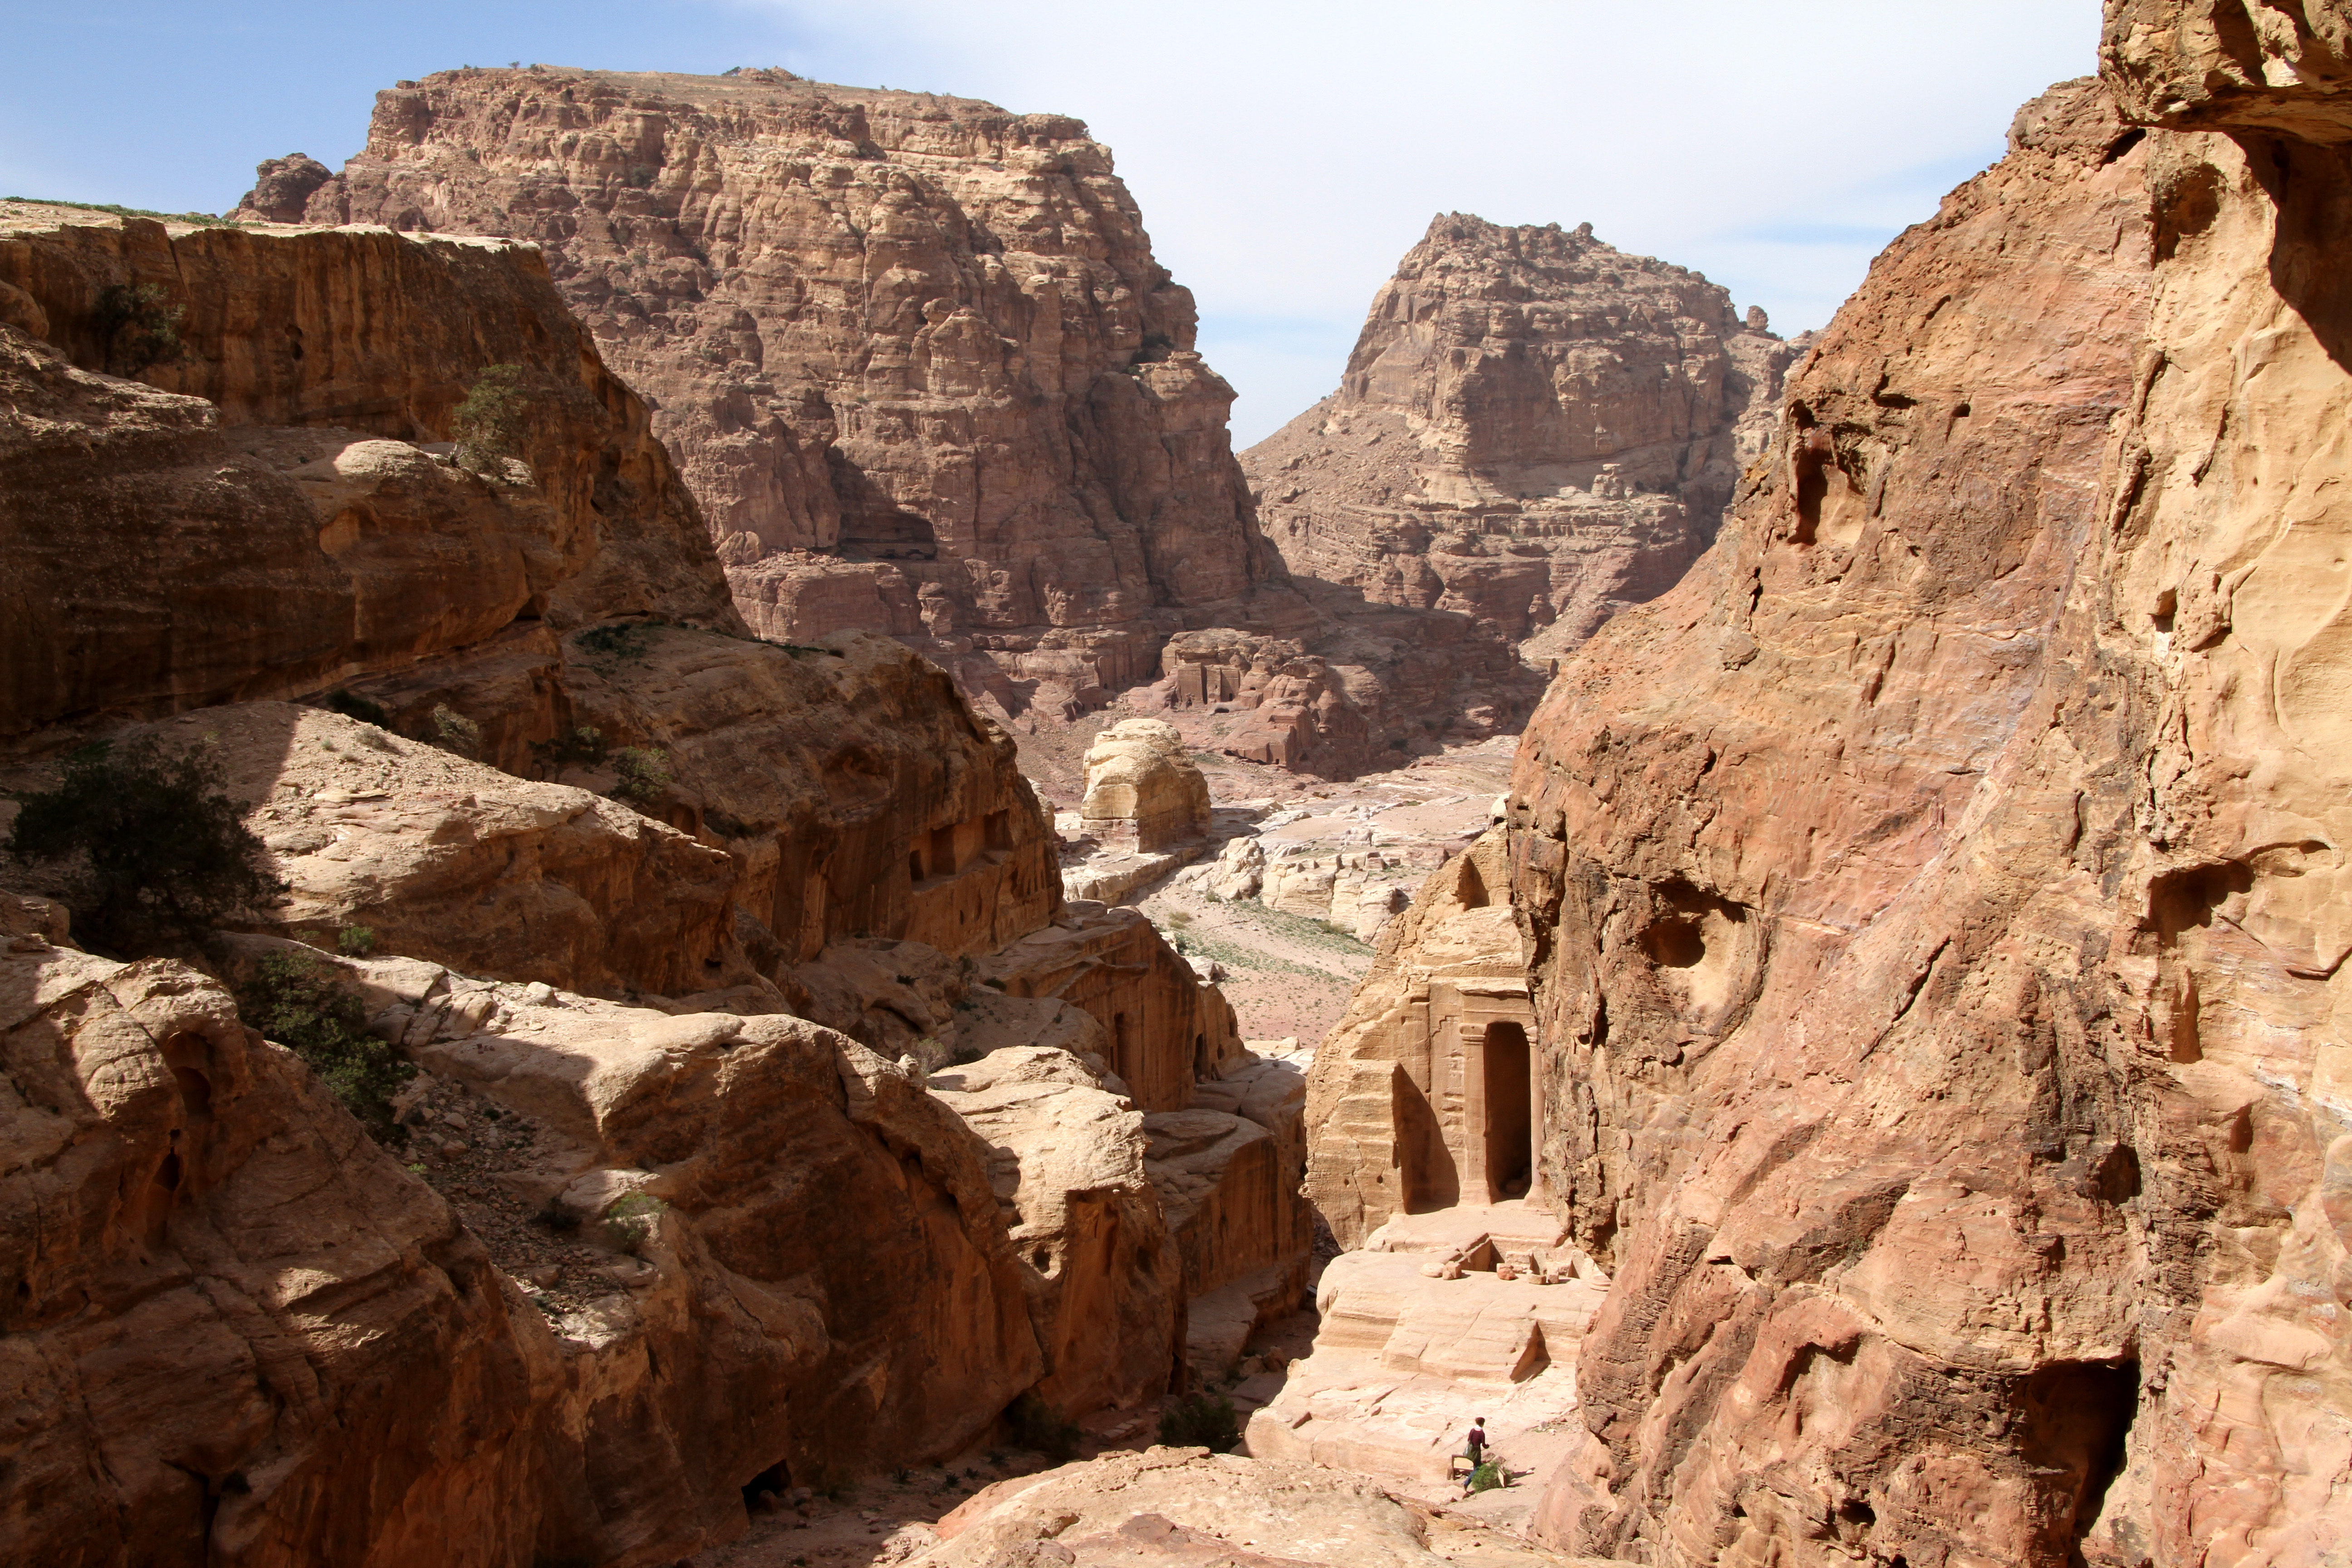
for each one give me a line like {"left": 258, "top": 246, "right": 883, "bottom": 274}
{"left": 740, "top": 1460, "right": 789, "bottom": 1509}
{"left": 2102, "top": 127, "right": 2147, "bottom": 165}
{"left": 171, "top": 1064, "right": 212, "bottom": 1116}
{"left": 2146, "top": 860, "right": 2253, "bottom": 942}
{"left": 2019, "top": 1360, "right": 2137, "bottom": 1553}
{"left": 1641, "top": 915, "right": 1706, "bottom": 969}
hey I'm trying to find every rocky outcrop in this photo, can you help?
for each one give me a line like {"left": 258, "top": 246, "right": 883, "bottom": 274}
{"left": 0, "top": 908, "right": 544, "bottom": 1568}
{"left": 0, "top": 210, "right": 731, "bottom": 742}
{"left": 1243, "top": 214, "right": 1802, "bottom": 672}
{"left": 1383, "top": 36, "right": 2352, "bottom": 1568}
{"left": 249, "top": 69, "right": 1292, "bottom": 710}
{"left": 0, "top": 199, "right": 1310, "bottom": 1561}
{"left": 915, "top": 1446, "right": 1565, "bottom": 1568}
{"left": 929, "top": 1047, "right": 1182, "bottom": 1416}
{"left": 1078, "top": 718, "right": 1210, "bottom": 853}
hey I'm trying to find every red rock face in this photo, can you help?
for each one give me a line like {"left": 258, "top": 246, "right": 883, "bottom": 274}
{"left": 1486, "top": 45, "right": 2352, "bottom": 1566}
{"left": 262, "top": 69, "right": 1289, "bottom": 693}
{"left": 1244, "top": 214, "right": 1800, "bottom": 668}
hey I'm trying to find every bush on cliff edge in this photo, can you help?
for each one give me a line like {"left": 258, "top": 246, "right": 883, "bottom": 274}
{"left": 3, "top": 735, "right": 276, "bottom": 956}
{"left": 235, "top": 951, "right": 415, "bottom": 1145}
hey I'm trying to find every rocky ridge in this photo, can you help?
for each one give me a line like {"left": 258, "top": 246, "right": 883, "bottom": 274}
{"left": 236, "top": 68, "right": 1536, "bottom": 779}
{"left": 1241, "top": 214, "right": 1803, "bottom": 673}
{"left": 0, "top": 209, "right": 1309, "bottom": 1566}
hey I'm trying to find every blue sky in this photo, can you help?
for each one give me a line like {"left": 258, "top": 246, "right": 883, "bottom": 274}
{"left": 2, "top": 1, "right": 2102, "bottom": 446}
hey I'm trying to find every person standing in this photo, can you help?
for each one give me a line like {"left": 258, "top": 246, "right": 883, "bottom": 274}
{"left": 1465, "top": 1419, "right": 1487, "bottom": 1470}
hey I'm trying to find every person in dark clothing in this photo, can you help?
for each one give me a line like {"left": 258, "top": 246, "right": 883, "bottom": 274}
{"left": 1464, "top": 1419, "right": 1487, "bottom": 1469}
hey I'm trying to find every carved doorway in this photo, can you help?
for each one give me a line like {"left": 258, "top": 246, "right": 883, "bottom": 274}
{"left": 1483, "top": 1021, "right": 1532, "bottom": 1200}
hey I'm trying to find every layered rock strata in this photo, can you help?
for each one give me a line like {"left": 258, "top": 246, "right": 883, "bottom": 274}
{"left": 0, "top": 207, "right": 729, "bottom": 741}
{"left": 0, "top": 207, "right": 1312, "bottom": 1561}
{"left": 1305, "top": 31, "right": 2352, "bottom": 1566}
{"left": 245, "top": 69, "right": 1290, "bottom": 706}
{"left": 236, "top": 70, "right": 1534, "bottom": 777}
{"left": 1242, "top": 214, "right": 1803, "bottom": 671}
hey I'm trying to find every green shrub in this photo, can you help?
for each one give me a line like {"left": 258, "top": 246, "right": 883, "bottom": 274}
{"left": 429, "top": 704, "right": 482, "bottom": 759}
{"left": 4, "top": 735, "right": 276, "bottom": 955}
{"left": 94, "top": 282, "right": 187, "bottom": 376}
{"left": 451, "top": 363, "right": 527, "bottom": 473}
{"left": 1005, "top": 1391, "right": 1081, "bottom": 1462}
{"left": 324, "top": 689, "right": 392, "bottom": 728}
{"left": 531, "top": 725, "right": 608, "bottom": 776}
{"left": 1465, "top": 1461, "right": 1504, "bottom": 1494}
{"left": 336, "top": 925, "right": 377, "bottom": 957}
{"left": 1157, "top": 1393, "right": 1240, "bottom": 1453}
{"left": 237, "top": 951, "right": 414, "bottom": 1143}
{"left": 575, "top": 622, "right": 657, "bottom": 664}
{"left": 608, "top": 746, "right": 670, "bottom": 804}
{"left": 603, "top": 1190, "right": 667, "bottom": 1246}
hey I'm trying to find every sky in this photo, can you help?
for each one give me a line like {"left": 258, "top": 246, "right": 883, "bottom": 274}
{"left": 1, "top": 0, "right": 2103, "bottom": 446}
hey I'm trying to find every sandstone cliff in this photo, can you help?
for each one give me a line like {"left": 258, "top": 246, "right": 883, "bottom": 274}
{"left": 0, "top": 207, "right": 1307, "bottom": 1562}
{"left": 237, "top": 70, "right": 1538, "bottom": 779}
{"left": 1308, "top": 24, "right": 2352, "bottom": 1564}
{"left": 247, "top": 69, "right": 1288, "bottom": 708}
{"left": 1242, "top": 214, "right": 1802, "bottom": 672}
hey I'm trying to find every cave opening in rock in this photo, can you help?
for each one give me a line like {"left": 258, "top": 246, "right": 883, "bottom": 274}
{"left": 2019, "top": 1358, "right": 2138, "bottom": 1558}
{"left": 740, "top": 1460, "right": 789, "bottom": 1510}
{"left": 1483, "top": 1021, "right": 1532, "bottom": 1200}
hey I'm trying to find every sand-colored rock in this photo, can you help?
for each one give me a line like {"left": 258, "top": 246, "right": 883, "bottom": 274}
{"left": 2102, "top": 0, "right": 2352, "bottom": 139}
{"left": 1364, "top": 46, "right": 2352, "bottom": 1567}
{"left": 0, "top": 911, "right": 545, "bottom": 1568}
{"left": 254, "top": 69, "right": 1290, "bottom": 707}
{"left": 216, "top": 935, "right": 1044, "bottom": 1559}
{"left": 0, "top": 211, "right": 731, "bottom": 742}
{"left": 929, "top": 1047, "right": 1182, "bottom": 1417}
{"left": 1242, "top": 214, "right": 1801, "bottom": 674}
{"left": 1246, "top": 1205, "right": 1607, "bottom": 1486}
{"left": 1079, "top": 718, "right": 1211, "bottom": 853}
{"left": 916, "top": 1447, "right": 1571, "bottom": 1568}
{"left": 984, "top": 902, "right": 1243, "bottom": 1113}
{"left": 1304, "top": 831, "right": 1532, "bottom": 1248}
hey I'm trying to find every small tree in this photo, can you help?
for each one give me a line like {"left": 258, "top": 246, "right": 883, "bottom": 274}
{"left": 94, "top": 282, "right": 187, "bottom": 376}
{"left": 451, "top": 362, "right": 527, "bottom": 473}
{"left": 237, "top": 951, "right": 414, "bottom": 1143}
{"left": 608, "top": 746, "right": 671, "bottom": 804}
{"left": 4, "top": 735, "right": 276, "bottom": 955}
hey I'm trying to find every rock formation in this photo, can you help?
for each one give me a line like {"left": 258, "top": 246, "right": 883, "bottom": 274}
{"left": 911, "top": 1446, "right": 1566, "bottom": 1567}
{"left": 239, "top": 69, "right": 1289, "bottom": 713}
{"left": 233, "top": 70, "right": 1540, "bottom": 779}
{"left": 1079, "top": 718, "right": 1210, "bottom": 853}
{"left": 0, "top": 206, "right": 1311, "bottom": 1563}
{"left": 1241, "top": 214, "right": 1802, "bottom": 671}
{"left": 1306, "top": 16, "right": 2352, "bottom": 1563}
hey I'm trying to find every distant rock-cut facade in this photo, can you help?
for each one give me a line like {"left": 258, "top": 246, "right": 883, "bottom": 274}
{"left": 1243, "top": 214, "right": 1801, "bottom": 669}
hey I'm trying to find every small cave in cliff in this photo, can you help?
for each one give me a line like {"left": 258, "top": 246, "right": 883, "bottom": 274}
{"left": 2017, "top": 1359, "right": 2138, "bottom": 1558}
{"left": 2145, "top": 860, "right": 2253, "bottom": 943}
{"left": 740, "top": 1460, "right": 789, "bottom": 1510}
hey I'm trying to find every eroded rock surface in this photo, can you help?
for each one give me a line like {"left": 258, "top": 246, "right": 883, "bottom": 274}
{"left": 1385, "top": 47, "right": 2352, "bottom": 1568}
{"left": 1242, "top": 214, "right": 1801, "bottom": 675}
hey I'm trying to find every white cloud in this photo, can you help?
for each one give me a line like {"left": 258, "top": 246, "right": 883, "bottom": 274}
{"left": 746, "top": 0, "right": 2103, "bottom": 442}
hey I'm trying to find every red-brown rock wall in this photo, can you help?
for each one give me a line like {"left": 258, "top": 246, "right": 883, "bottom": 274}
{"left": 1470, "top": 41, "right": 2352, "bottom": 1566}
